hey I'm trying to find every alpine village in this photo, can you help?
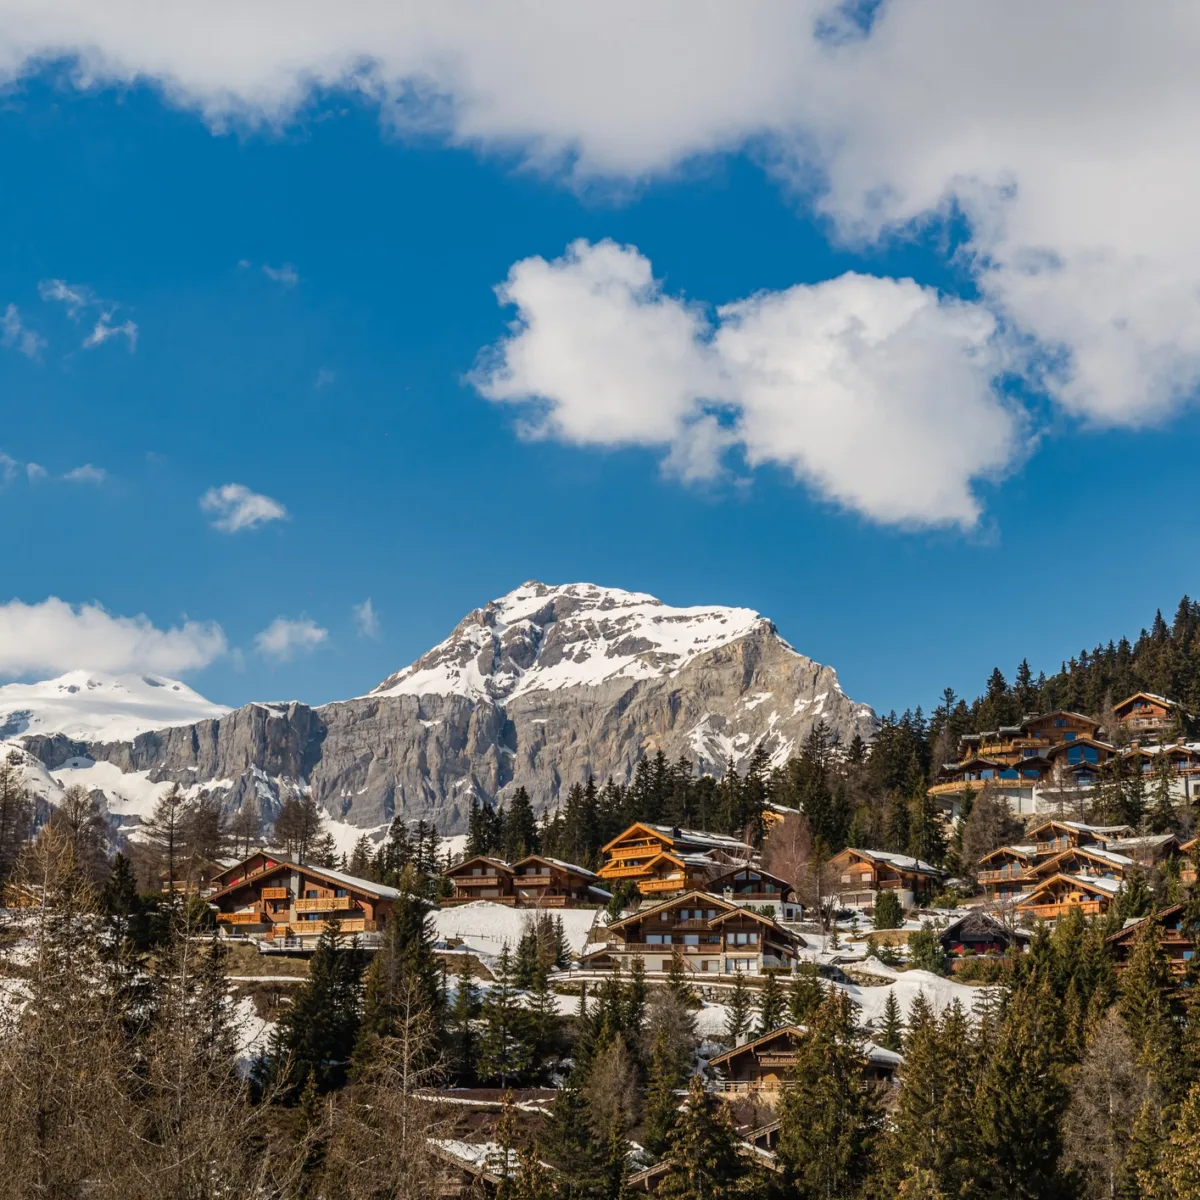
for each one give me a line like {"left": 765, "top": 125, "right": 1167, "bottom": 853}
{"left": 7, "top": 601, "right": 1200, "bottom": 1200}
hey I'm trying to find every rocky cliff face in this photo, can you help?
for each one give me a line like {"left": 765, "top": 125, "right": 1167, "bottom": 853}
{"left": 9, "top": 582, "right": 876, "bottom": 837}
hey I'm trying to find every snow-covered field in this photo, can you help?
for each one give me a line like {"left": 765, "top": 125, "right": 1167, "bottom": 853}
{"left": 432, "top": 901, "right": 605, "bottom": 963}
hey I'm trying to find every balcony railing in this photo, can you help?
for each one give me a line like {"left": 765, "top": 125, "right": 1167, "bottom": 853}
{"left": 261, "top": 887, "right": 290, "bottom": 900}
{"left": 452, "top": 875, "right": 505, "bottom": 888}
{"left": 601, "top": 864, "right": 651, "bottom": 879}
{"left": 1017, "top": 900, "right": 1103, "bottom": 919}
{"left": 294, "top": 896, "right": 356, "bottom": 913}
{"left": 217, "top": 911, "right": 264, "bottom": 925}
{"left": 276, "top": 918, "right": 378, "bottom": 936}
{"left": 978, "top": 867, "right": 1032, "bottom": 883}
{"left": 639, "top": 878, "right": 688, "bottom": 893}
{"left": 515, "top": 874, "right": 553, "bottom": 887}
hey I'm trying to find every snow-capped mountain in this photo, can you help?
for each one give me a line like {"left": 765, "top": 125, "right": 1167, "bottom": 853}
{"left": 372, "top": 582, "right": 770, "bottom": 702}
{"left": 0, "top": 670, "right": 229, "bottom": 743}
{"left": 7, "top": 582, "right": 876, "bottom": 837}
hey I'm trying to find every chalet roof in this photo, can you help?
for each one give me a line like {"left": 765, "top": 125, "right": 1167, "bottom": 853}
{"left": 940, "top": 911, "right": 1028, "bottom": 944}
{"left": 445, "top": 855, "right": 514, "bottom": 876}
{"left": 707, "top": 865, "right": 795, "bottom": 892}
{"left": 839, "top": 847, "right": 944, "bottom": 876}
{"left": 1037, "top": 845, "right": 1134, "bottom": 874}
{"left": 707, "top": 906, "right": 800, "bottom": 939}
{"left": 1101, "top": 833, "right": 1178, "bottom": 855}
{"left": 1106, "top": 903, "right": 1188, "bottom": 945}
{"left": 1043, "top": 737, "right": 1116, "bottom": 760}
{"left": 208, "top": 855, "right": 401, "bottom": 902}
{"left": 1183, "top": 837, "right": 1198, "bottom": 854}
{"left": 708, "top": 1024, "right": 902, "bottom": 1070}
{"left": 601, "top": 822, "right": 753, "bottom": 855}
{"left": 1114, "top": 691, "right": 1180, "bottom": 714}
{"left": 1026, "top": 819, "right": 1133, "bottom": 840}
{"left": 977, "top": 843, "right": 1037, "bottom": 866}
{"left": 607, "top": 889, "right": 735, "bottom": 931}
{"left": 512, "top": 854, "right": 599, "bottom": 880}
{"left": 428, "top": 1139, "right": 523, "bottom": 1184}
{"left": 1022, "top": 709, "right": 1101, "bottom": 726}
{"left": 1018, "top": 872, "right": 1123, "bottom": 906}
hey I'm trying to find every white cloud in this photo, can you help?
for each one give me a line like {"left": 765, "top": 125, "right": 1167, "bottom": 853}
{"left": 0, "top": 451, "right": 18, "bottom": 484}
{"left": 255, "top": 616, "right": 328, "bottom": 662}
{"left": 476, "top": 240, "right": 1017, "bottom": 527}
{"left": 200, "top": 483, "right": 289, "bottom": 533}
{"left": 262, "top": 263, "right": 299, "bottom": 286}
{"left": 1, "top": 303, "right": 45, "bottom": 358}
{"left": 38, "top": 278, "right": 94, "bottom": 318}
{"left": 25, "top": 462, "right": 46, "bottom": 481}
{"left": 0, "top": 596, "right": 226, "bottom": 676}
{"left": 1, "top": 5, "right": 1199, "bottom": 434}
{"left": 353, "top": 598, "right": 380, "bottom": 639}
{"left": 82, "top": 314, "right": 138, "bottom": 351}
{"left": 62, "top": 463, "right": 107, "bottom": 484}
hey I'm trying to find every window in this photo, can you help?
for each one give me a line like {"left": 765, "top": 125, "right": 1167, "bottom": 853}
{"left": 684, "top": 935, "right": 699, "bottom": 945}
{"left": 1083, "top": 746, "right": 1099, "bottom": 763}
{"left": 1000, "top": 769, "right": 1018, "bottom": 780}
{"left": 1063, "top": 731, "right": 1076, "bottom": 741}
{"left": 1055, "top": 718, "right": 1067, "bottom": 727}
{"left": 1068, "top": 746, "right": 1082, "bottom": 764}
{"left": 1023, "top": 749, "right": 1038, "bottom": 758}
{"left": 306, "top": 889, "right": 318, "bottom": 898}
{"left": 335, "top": 888, "right": 347, "bottom": 898}
{"left": 981, "top": 769, "right": 995, "bottom": 780}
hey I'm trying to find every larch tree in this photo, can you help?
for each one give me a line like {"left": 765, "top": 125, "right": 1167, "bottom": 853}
{"left": 657, "top": 1075, "right": 743, "bottom": 1200}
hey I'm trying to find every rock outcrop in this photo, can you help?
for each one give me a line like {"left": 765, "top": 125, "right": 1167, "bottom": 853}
{"left": 11, "top": 582, "right": 876, "bottom": 835}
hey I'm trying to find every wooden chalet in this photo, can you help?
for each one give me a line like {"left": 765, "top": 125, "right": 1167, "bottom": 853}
{"left": 598, "top": 822, "right": 753, "bottom": 891}
{"left": 939, "top": 912, "right": 1027, "bottom": 959}
{"left": 1024, "top": 820, "right": 1133, "bottom": 857}
{"left": 633, "top": 851, "right": 721, "bottom": 899}
{"left": 581, "top": 889, "right": 802, "bottom": 976}
{"left": 1113, "top": 692, "right": 1183, "bottom": 740}
{"left": 976, "top": 843, "right": 1038, "bottom": 900}
{"left": 1029, "top": 843, "right": 1136, "bottom": 885}
{"left": 707, "top": 1025, "right": 902, "bottom": 1098}
{"left": 1014, "top": 872, "right": 1121, "bottom": 924}
{"left": 928, "top": 710, "right": 1105, "bottom": 817}
{"left": 443, "top": 856, "right": 516, "bottom": 905}
{"left": 510, "top": 854, "right": 610, "bottom": 907}
{"left": 707, "top": 865, "right": 802, "bottom": 920}
{"left": 208, "top": 852, "right": 399, "bottom": 948}
{"left": 828, "top": 847, "right": 945, "bottom": 909}
{"left": 1108, "top": 903, "right": 1198, "bottom": 978}
{"left": 429, "top": 1139, "right": 522, "bottom": 1198}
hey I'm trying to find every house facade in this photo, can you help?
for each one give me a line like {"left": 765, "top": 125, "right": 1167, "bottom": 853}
{"left": 1014, "top": 872, "right": 1121, "bottom": 924}
{"left": 510, "top": 855, "right": 609, "bottom": 906}
{"left": 828, "top": 847, "right": 945, "bottom": 909}
{"left": 1113, "top": 692, "right": 1183, "bottom": 741}
{"left": 581, "top": 890, "right": 802, "bottom": 976}
{"left": 443, "top": 856, "right": 517, "bottom": 905}
{"left": 707, "top": 1025, "right": 902, "bottom": 1098}
{"left": 209, "top": 853, "right": 399, "bottom": 948}
{"left": 1108, "top": 903, "right": 1198, "bottom": 977}
{"left": 706, "top": 865, "right": 802, "bottom": 921}
{"left": 597, "top": 823, "right": 753, "bottom": 892}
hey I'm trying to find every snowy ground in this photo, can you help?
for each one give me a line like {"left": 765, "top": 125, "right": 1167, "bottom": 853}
{"left": 432, "top": 901, "right": 606, "bottom": 966}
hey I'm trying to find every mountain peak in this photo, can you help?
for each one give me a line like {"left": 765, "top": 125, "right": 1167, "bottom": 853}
{"left": 0, "top": 670, "right": 229, "bottom": 743}
{"left": 369, "top": 580, "right": 777, "bottom": 703}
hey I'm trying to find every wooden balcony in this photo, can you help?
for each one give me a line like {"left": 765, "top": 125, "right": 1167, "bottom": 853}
{"left": 261, "top": 887, "right": 290, "bottom": 900}
{"left": 616, "top": 942, "right": 718, "bottom": 954}
{"left": 601, "top": 863, "right": 651, "bottom": 880}
{"left": 217, "top": 911, "right": 264, "bottom": 925}
{"left": 452, "top": 874, "right": 505, "bottom": 887}
{"left": 978, "top": 868, "right": 1033, "bottom": 883}
{"left": 1017, "top": 900, "right": 1104, "bottom": 920}
{"left": 294, "top": 896, "right": 355, "bottom": 913}
{"left": 639, "top": 878, "right": 688, "bottom": 893}
{"left": 756, "top": 1054, "right": 799, "bottom": 1068}
{"left": 515, "top": 873, "right": 553, "bottom": 887}
{"left": 276, "top": 918, "right": 378, "bottom": 936}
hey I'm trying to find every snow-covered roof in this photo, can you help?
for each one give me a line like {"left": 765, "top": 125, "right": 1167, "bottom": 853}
{"left": 529, "top": 855, "right": 599, "bottom": 879}
{"left": 854, "top": 849, "right": 943, "bottom": 875}
{"left": 1067, "top": 874, "right": 1123, "bottom": 895}
{"left": 428, "top": 1140, "right": 519, "bottom": 1179}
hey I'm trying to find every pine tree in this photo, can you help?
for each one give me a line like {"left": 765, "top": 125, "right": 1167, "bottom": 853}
{"left": 878, "top": 990, "right": 903, "bottom": 1052}
{"left": 1119, "top": 917, "right": 1181, "bottom": 1089}
{"left": 775, "top": 990, "right": 880, "bottom": 1199}
{"left": 657, "top": 1076, "right": 743, "bottom": 1200}
{"left": 1148, "top": 753, "right": 1179, "bottom": 834}
{"left": 974, "top": 976, "right": 1068, "bottom": 1199}
{"left": 478, "top": 946, "right": 533, "bottom": 1087}
{"left": 723, "top": 967, "right": 752, "bottom": 1046}
{"left": 266, "top": 923, "right": 364, "bottom": 1095}
{"left": 787, "top": 963, "right": 825, "bottom": 1026}
{"left": 541, "top": 1067, "right": 606, "bottom": 1200}
{"left": 503, "top": 786, "right": 540, "bottom": 861}
{"left": 144, "top": 784, "right": 191, "bottom": 900}
{"left": 447, "top": 956, "right": 481, "bottom": 1085}
{"left": 1156, "top": 1080, "right": 1200, "bottom": 1200}
{"left": 874, "top": 889, "right": 904, "bottom": 930}
{"left": 0, "top": 750, "right": 33, "bottom": 887}
{"left": 882, "top": 1001, "right": 979, "bottom": 1198}
{"left": 527, "top": 966, "right": 560, "bottom": 1070}
{"left": 642, "top": 1021, "right": 687, "bottom": 1159}
{"left": 757, "top": 969, "right": 786, "bottom": 1034}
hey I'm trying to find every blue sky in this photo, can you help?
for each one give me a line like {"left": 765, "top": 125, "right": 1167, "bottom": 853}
{"left": 3, "top": 10, "right": 1200, "bottom": 718}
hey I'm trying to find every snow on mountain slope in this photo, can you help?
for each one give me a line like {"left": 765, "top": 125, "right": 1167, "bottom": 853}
{"left": 0, "top": 670, "right": 229, "bottom": 743}
{"left": 370, "top": 580, "right": 770, "bottom": 702}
